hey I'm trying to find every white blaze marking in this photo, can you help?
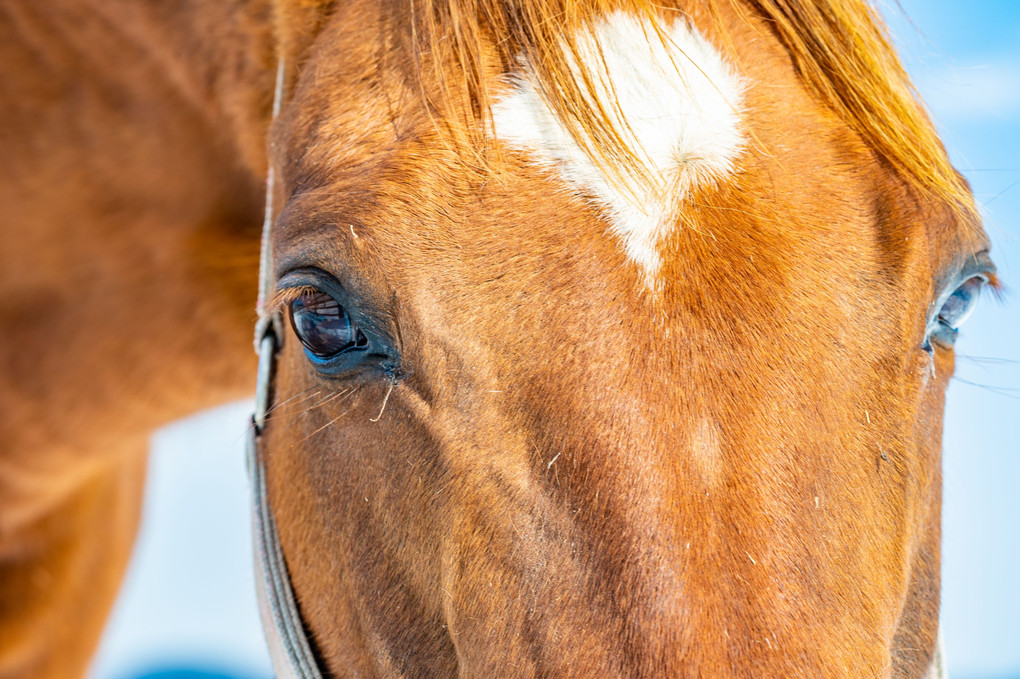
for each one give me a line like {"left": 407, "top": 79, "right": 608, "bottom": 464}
{"left": 492, "top": 12, "right": 745, "bottom": 285}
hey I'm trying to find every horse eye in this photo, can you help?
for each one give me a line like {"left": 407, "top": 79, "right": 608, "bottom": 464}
{"left": 289, "top": 290, "right": 368, "bottom": 358}
{"left": 926, "top": 275, "right": 986, "bottom": 351}
{"left": 937, "top": 276, "right": 983, "bottom": 331}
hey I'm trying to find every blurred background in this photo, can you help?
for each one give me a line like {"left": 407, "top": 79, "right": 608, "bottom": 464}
{"left": 88, "top": 2, "right": 1019, "bottom": 678}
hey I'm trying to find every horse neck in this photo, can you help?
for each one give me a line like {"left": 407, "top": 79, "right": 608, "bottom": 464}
{"left": 0, "top": 0, "right": 281, "bottom": 498}
{"left": 71, "top": 0, "right": 279, "bottom": 176}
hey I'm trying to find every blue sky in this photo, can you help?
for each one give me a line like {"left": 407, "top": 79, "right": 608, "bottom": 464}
{"left": 90, "top": 4, "right": 1019, "bottom": 678}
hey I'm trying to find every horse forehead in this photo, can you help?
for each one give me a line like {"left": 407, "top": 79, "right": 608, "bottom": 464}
{"left": 290, "top": 11, "right": 746, "bottom": 227}
{"left": 286, "top": 7, "right": 932, "bottom": 297}
{"left": 490, "top": 11, "right": 746, "bottom": 288}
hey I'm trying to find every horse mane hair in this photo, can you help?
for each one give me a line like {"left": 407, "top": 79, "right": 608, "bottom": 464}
{"left": 407, "top": 0, "right": 976, "bottom": 223}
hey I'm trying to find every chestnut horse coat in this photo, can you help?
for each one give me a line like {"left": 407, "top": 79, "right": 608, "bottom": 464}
{"left": 0, "top": 0, "right": 995, "bottom": 677}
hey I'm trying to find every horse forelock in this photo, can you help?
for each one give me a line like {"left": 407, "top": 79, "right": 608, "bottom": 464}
{"left": 401, "top": 0, "right": 979, "bottom": 225}
{"left": 273, "top": 0, "right": 977, "bottom": 226}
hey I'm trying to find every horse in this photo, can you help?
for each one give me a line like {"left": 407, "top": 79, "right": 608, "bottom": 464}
{"left": 0, "top": 0, "right": 997, "bottom": 677}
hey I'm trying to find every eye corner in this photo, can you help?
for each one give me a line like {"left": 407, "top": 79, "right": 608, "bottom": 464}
{"left": 982, "top": 270, "right": 1006, "bottom": 303}
{"left": 967, "top": 250, "right": 1001, "bottom": 293}
{"left": 927, "top": 321, "right": 959, "bottom": 352}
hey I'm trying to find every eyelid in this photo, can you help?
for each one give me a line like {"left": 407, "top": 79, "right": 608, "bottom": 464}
{"left": 268, "top": 284, "right": 321, "bottom": 317}
{"left": 968, "top": 252, "right": 1002, "bottom": 301}
{"left": 935, "top": 250, "right": 998, "bottom": 306}
{"left": 270, "top": 268, "right": 349, "bottom": 317}
{"left": 966, "top": 250, "right": 997, "bottom": 282}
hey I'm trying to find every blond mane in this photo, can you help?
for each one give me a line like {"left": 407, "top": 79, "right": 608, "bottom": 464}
{"left": 413, "top": 0, "right": 975, "bottom": 222}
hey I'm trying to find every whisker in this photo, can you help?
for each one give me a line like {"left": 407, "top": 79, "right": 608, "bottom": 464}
{"left": 232, "top": 388, "right": 321, "bottom": 446}
{"left": 956, "top": 354, "right": 1019, "bottom": 365}
{"left": 275, "top": 387, "right": 356, "bottom": 424}
{"left": 979, "top": 179, "right": 1020, "bottom": 208}
{"left": 304, "top": 388, "right": 352, "bottom": 411}
{"left": 952, "top": 377, "right": 1020, "bottom": 401}
{"left": 292, "top": 387, "right": 363, "bottom": 446}
{"left": 369, "top": 378, "right": 396, "bottom": 423}
{"left": 293, "top": 413, "right": 347, "bottom": 447}
{"left": 267, "top": 387, "right": 323, "bottom": 416}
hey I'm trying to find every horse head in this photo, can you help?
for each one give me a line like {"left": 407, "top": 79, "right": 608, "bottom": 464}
{"left": 254, "top": 0, "right": 995, "bottom": 675}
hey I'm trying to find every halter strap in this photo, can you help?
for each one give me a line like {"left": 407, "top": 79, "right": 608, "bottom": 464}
{"left": 248, "top": 424, "right": 324, "bottom": 678}
{"left": 255, "top": 55, "right": 286, "bottom": 334}
{"left": 247, "top": 56, "right": 326, "bottom": 679}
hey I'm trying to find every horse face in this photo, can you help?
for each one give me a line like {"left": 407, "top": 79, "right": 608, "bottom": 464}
{"left": 260, "top": 2, "right": 992, "bottom": 675}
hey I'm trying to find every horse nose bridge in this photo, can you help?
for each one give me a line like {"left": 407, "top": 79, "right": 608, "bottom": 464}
{"left": 393, "top": 282, "right": 835, "bottom": 660}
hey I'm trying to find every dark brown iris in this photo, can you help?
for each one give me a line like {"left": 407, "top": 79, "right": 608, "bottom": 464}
{"left": 290, "top": 290, "right": 367, "bottom": 358}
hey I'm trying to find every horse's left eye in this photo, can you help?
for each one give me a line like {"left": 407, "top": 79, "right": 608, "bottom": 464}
{"left": 290, "top": 290, "right": 368, "bottom": 358}
{"left": 928, "top": 275, "right": 985, "bottom": 349}
{"left": 937, "top": 276, "right": 983, "bottom": 330}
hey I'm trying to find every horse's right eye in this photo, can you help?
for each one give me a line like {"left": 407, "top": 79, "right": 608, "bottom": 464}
{"left": 290, "top": 290, "right": 368, "bottom": 359}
